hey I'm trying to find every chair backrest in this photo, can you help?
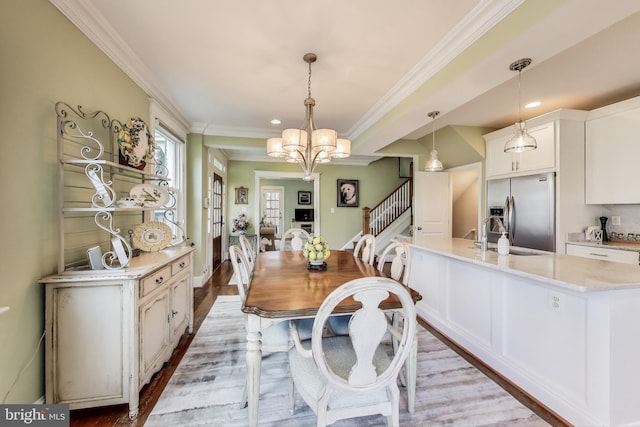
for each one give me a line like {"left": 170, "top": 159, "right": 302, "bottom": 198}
{"left": 353, "top": 234, "right": 376, "bottom": 265}
{"left": 312, "top": 277, "right": 416, "bottom": 392}
{"left": 239, "top": 234, "right": 256, "bottom": 270}
{"left": 229, "top": 245, "right": 251, "bottom": 302}
{"left": 377, "top": 241, "right": 411, "bottom": 285}
{"left": 280, "top": 227, "right": 310, "bottom": 251}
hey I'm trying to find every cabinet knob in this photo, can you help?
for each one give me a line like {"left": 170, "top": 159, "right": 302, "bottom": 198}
{"left": 155, "top": 277, "right": 164, "bottom": 285}
{"left": 172, "top": 310, "right": 179, "bottom": 317}
{"left": 179, "top": 262, "right": 186, "bottom": 268}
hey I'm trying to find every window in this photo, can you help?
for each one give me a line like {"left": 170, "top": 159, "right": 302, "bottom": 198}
{"left": 153, "top": 126, "right": 185, "bottom": 244}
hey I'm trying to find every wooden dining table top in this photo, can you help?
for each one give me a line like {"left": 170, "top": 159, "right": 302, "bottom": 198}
{"left": 242, "top": 250, "right": 421, "bottom": 318}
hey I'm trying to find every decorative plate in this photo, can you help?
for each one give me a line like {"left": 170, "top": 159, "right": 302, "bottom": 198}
{"left": 117, "top": 117, "right": 155, "bottom": 169}
{"left": 132, "top": 221, "right": 172, "bottom": 252}
{"left": 129, "top": 184, "right": 170, "bottom": 208}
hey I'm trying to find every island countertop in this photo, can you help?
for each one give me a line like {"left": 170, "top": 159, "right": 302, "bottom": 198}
{"left": 401, "top": 236, "right": 640, "bottom": 292}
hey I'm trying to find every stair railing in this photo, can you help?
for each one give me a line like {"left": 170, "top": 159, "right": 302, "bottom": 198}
{"left": 362, "top": 179, "right": 412, "bottom": 236}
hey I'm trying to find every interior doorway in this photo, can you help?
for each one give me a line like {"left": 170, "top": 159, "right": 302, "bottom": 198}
{"left": 254, "top": 170, "right": 321, "bottom": 240}
{"left": 449, "top": 162, "right": 482, "bottom": 240}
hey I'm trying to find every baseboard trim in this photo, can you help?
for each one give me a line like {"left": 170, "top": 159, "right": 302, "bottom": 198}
{"left": 417, "top": 316, "right": 571, "bottom": 427}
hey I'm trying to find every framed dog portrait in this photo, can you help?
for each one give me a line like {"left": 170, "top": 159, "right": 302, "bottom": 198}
{"left": 235, "top": 187, "right": 248, "bottom": 204}
{"left": 298, "top": 191, "right": 312, "bottom": 205}
{"left": 337, "top": 179, "right": 359, "bottom": 207}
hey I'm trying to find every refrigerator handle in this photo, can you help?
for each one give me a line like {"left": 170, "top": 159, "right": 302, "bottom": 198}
{"left": 508, "top": 196, "right": 516, "bottom": 244}
{"left": 503, "top": 197, "right": 510, "bottom": 233}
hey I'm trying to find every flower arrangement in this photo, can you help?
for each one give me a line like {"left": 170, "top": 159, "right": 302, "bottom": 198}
{"left": 233, "top": 213, "right": 250, "bottom": 232}
{"left": 303, "top": 236, "right": 331, "bottom": 263}
{"left": 117, "top": 117, "right": 155, "bottom": 169}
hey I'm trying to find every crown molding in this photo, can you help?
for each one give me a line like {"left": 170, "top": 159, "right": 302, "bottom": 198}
{"left": 347, "top": 0, "right": 526, "bottom": 140}
{"left": 49, "top": 0, "right": 191, "bottom": 131}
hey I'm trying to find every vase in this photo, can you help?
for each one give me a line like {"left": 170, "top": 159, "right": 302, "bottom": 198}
{"left": 239, "top": 230, "right": 246, "bottom": 235}
{"left": 307, "top": 260, "right": 327, "bottom": 271}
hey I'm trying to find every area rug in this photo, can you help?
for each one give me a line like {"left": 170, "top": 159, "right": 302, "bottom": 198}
{"left": 145, "top": 295, "right": 549, "bottom": 426}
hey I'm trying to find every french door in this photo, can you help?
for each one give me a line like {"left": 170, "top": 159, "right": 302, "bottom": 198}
{"left": 211, "top": 173, "right": 223, "bottom": 270}
{"left": 261, "top": 186, "right": 284, "bottom": 237}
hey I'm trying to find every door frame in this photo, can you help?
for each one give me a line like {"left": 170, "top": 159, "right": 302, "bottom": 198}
{"left": 254, "top": 170, "right": 321, "bottom": 236}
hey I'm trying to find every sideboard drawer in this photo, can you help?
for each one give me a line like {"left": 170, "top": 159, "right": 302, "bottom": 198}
{"left": 171, "top": 255, "right": 191, "bottom": 276}
{"left": 140, "top": 266, "right": 172, "bottom": 297}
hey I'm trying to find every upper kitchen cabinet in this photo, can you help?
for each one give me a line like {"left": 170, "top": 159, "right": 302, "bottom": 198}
{"left": 485, "top": 122, "right": 555, "bottom": 179}
{"left": 586, "top": 96, "right": 640, "bottom": 204}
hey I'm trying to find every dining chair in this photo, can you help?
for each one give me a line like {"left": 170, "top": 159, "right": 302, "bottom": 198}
{"left": 239, "top": 234, "right": 257, "bottom": 271}
{"left": 353, "top": 233, "right": 376, "bottom": 265}
{"left": 377, "top": 241, "right": 413, "bottom": 387}
{"left": 280, "top": 227, "right": 310, "bottom": 251}
{"left": 229, "top": 245, "right": 291, "bottom": 408}
{"left": 330, "top": 240, "right": 411, "bottom": 334}
{"left": 377, "top": 241, "right": 411, "bottom": 285}
{"left": 288, "top": 277, "right": 417, "bottom": 427}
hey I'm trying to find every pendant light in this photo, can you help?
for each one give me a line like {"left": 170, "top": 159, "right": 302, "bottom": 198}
{"left": 425, "top": 110, "right": 443, "bottom": 172}
{"left": 504, "top": 58, "right": 537, "bottom": 153}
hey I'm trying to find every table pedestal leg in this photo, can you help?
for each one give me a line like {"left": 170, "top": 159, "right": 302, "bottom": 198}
{"left": 246, "top": 315, "right": 262, "bottom": 427}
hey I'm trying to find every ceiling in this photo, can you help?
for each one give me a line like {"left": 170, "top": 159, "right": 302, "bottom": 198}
{"left": 53, "top": 0, "right": 640, "bottom": 164}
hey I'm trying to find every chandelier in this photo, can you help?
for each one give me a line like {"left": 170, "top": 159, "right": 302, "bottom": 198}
{"left": 266, "top": 53, "right": 351, "bottom": 181}
{"left": 504, "top": 58, "right": 537, "bottom": 153}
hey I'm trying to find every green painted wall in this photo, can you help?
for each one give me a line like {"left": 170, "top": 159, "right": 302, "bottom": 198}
{"left": 0, "top": 0, "right": 150, "bottom": 403}
{"left": 227, "top": 157, "right": 406, "bottom": 249}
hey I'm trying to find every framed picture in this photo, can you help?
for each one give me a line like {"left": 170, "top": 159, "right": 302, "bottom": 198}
{"left": 298, "top": 190, "right": 312, "bottom": 205}
{"left": 235, "top": 187, "right": 248, "bottom": 204}
{"left": 337, "top": 179, "right": 359, "bottom": 207}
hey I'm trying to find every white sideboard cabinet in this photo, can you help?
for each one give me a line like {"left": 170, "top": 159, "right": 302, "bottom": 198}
{"left": 39, "top": 102, "right": 193, "bottom": 418}
{"left": 41, "top": 248, "right": 193, "bottom": 419}
{"left": 586, "top": 96, "right": 640, "bottom": 204}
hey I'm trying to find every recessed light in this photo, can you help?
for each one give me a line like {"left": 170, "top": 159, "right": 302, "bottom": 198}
{"left": 271, "top": 119, "right": 281, "bottom": 125}
{"left": 525, "top": 101, "right": 541, "bottom": 109}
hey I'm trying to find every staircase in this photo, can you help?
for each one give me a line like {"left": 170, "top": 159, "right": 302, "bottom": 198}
{"left": 358, "top": 179, "right": 413, "bottom": 253}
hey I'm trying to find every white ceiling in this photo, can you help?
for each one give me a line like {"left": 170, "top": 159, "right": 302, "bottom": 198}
{"left": 53, "top": 0, "right": 640, "bottom": 163}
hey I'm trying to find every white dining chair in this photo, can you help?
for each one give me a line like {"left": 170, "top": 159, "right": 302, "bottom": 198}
{"left": 353, "top": 233, "right": 376, "bottom": 265}
{"left": 377, "top": 241, "right": 414, "bottom": 388}
{"left": 229, "top": 245, "right": 291, "bottom": 408}
{"left": 239, "top": 234, "right": 257, "bottom": 271}
{"left": 288, "top": 277, "right": 417, "bottom": 427}
{"left": 280, "top": 227, "right": 310, "bottom": 251}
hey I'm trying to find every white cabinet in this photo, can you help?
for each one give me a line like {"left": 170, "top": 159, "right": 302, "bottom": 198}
{"left": 485, "top": 122, "right": 555, "bottom": 179}
{"left": 42, "top": 248, "right": 194, "bottom": 419}
{"left": 586, "top": 96, "right": 640, "bottom": 204}
{"left": 566, "top": 243, "right": 639, "bottom": 264}
{"left": 40, "top": 102, "right": 193, "bottom": 419}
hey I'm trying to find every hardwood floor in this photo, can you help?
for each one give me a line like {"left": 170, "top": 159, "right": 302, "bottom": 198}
{"left": 69, "top": 259, "right": 567, "bottom": 427}
{"left": 69, "top": 261, "right": 237, "bottom": 427}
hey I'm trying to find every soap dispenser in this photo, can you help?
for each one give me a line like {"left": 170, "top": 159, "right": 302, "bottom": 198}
{"left": 498, "top": 232, "right": 510, "bottom": 255}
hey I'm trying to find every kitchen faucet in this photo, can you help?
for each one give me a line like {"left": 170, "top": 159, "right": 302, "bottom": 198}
{"left": 479, "top": 216, "right": 506, "bottom": 253}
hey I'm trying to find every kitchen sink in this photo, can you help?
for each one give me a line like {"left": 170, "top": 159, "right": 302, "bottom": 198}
{"left": 488, "top": 247, "right": 544, "bottom": 256}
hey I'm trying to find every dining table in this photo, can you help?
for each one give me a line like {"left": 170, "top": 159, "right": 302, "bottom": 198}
{"left": 241, "top": 249, "right": 422, "bottom": 426}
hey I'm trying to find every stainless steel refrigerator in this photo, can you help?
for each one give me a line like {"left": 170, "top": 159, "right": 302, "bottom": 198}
{"left": 486, "top": 172, "right": 555, "bottom": 252}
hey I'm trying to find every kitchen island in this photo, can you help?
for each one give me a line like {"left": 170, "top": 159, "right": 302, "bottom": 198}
{"left": 404, "top": 237, "right": 640, "bottom": 426}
